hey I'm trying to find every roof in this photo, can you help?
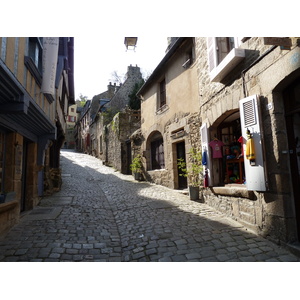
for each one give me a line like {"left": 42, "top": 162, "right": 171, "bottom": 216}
{"left": 137, "top": 37, "right": 185, "bottom": 96}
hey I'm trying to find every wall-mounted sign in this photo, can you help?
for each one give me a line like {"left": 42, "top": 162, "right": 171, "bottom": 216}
{"left": 41, "top": 37, "right": 59, "bottom": 96}
{"left": 263, "top": 37, "right": 292, "bottom": 50}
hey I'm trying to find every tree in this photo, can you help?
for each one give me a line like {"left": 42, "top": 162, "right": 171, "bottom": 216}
{"left": 76, "top": 94, "right": 88, "bottom": 107}
{"left": 110, "top": 71, "right": 125, "bottom": 85}
{"left": 128, "top": 79, "right": 144, "bottom": 110}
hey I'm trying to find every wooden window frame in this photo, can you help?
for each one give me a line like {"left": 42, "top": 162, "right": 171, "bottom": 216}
{"left": 159, "top": 78, "right": 166, "bottom": 109}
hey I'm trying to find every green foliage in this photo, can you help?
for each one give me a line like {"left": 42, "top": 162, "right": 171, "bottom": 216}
{"left": 76, "top": 94, "right": 88, "bottom": 107}
{"left": 102, "top": 108, "right": 119, "bottom": 126}
{"left": 177, "top": 147, "right": 203, "bottom": 187}
{"left": 128, "top": 80, "right": 144, "bottom": 110}
{"left": 130, "top": 154, "right": 143, "bottom": 174}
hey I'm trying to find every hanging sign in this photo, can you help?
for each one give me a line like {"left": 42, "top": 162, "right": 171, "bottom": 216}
{"left": 41, "top": 37, "right": 59, "bottom": 96}
{"left": 263, "top": 37, "right": 292, "bottom": 50}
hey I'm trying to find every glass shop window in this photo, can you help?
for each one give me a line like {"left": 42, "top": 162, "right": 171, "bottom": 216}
{"left": 218, "top": 113, "right": 245, "bottom": 185}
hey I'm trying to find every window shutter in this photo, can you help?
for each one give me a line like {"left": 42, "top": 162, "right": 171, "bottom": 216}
{"left": 207, "top": 38, "right": 217, "bottom": 72}
{"left": 239, "top": 95, "right": 267, "bottom": 191}
{"left": 200, "top": 123, "right": 211, "bottom": 186}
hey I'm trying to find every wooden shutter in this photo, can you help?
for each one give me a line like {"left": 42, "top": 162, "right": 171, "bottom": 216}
{"left": 207, "top": 38, "right": 217, "bottom": 72}
{"left": 200, "top": 123, "right": 211, "bottom": 186}
{"left": 239, "top": 95, "right": 267, "bottom": 191}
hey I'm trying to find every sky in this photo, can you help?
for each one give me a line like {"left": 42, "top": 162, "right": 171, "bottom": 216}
{"left": 74, "top": 36, "right": 169, "bottom": 100}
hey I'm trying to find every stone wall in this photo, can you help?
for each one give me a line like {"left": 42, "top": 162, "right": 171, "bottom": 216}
{"left": 105, "top": 109, "right": 141, "bottom": 174}
{"left": 195, "top": 37, "right": 300, "bottom": 242}
{"left": 107, "top": 65, "right": 143, "bottom": 112}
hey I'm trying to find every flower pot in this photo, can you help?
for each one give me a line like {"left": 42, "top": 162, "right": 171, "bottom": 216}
{"left": 189, "top": 186, "right": 199, "bottom": 200}
{"left": 134, "top": 172, "right": 143, "bottom": 181}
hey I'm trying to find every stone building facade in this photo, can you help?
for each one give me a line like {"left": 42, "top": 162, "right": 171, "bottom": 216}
{"left": 78, "top": 65, "right": 143, "bottom": 174}
{"left": 194, "top": 37, "right": 300, "bottom": 244}
{"left": 105, "top": 108, "right": 141, "bottom": 174}
{"left": 65, "top": 103, "right": 78, "bottom": 149}
{"left": 137, "top": 38, "right": 201, "bottom": 189}
{"left": 0, "top": 37, "right": 74, "bottom": 234}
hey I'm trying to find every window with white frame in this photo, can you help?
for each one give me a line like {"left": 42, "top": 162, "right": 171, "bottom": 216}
{"left": 207, "top": 37, "right": 245, "bottom": 82}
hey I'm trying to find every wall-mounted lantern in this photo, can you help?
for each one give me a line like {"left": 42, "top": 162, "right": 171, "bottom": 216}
{"left": 124, "top": 37, "right": 138, "bottom": 51}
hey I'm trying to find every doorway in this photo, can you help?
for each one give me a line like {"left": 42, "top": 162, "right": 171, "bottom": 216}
{"left": 176, "top": 142, "right": 187, "bottom": 189}
{"left": 283, "top": 79, "right": 300, "bottom": 239}
{"left": 20, "top": 139, "right": 29, "bottom": 212}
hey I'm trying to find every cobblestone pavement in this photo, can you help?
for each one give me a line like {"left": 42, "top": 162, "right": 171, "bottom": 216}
{"left": 0, "top": 149, "right": 299, "bottom": 262}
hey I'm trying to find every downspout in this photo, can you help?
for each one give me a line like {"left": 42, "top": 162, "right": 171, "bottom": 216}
{"left": 241, "top": 45, "right": 278, "bottom": 97}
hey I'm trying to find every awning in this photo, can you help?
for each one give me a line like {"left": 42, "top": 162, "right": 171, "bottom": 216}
{"left": 0, "top": 59, "right": 56, "bottom": 142}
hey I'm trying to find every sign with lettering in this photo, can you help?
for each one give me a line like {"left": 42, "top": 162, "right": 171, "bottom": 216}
{"left": 41, "top": 37, "right": 59, "bottom": 96}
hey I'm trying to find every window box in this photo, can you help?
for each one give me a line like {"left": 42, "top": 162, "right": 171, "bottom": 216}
{"left": 210, "top": 47, "right": 245, "bottom": 82}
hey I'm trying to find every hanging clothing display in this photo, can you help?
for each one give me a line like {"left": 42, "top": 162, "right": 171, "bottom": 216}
{"left": 209, "top": 139, "right": 224, "bottom": 158}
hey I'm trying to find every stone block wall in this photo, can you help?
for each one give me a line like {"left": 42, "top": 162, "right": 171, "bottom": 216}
{"left": 105, "top": 109, "right": 141, "bottom": 174}
{"left": 194, "top": 37, "right": 300, "bottom": 242}
{"left": 107, "top": 65, "right": 143, "bottom": 112}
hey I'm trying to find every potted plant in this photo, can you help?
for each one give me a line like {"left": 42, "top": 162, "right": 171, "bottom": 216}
{"left": 178, "top": 147, "right": 203, "bottom": 200}
{"left": 130, "top": 154, "right": 143, "bottom": 181}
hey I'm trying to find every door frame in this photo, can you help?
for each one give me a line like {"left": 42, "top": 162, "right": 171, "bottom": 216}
{"left": 283, "top": 79, "right": 300, "bottom": 240}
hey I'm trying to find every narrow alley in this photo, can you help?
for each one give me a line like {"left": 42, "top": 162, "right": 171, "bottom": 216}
{"left": 0, "top": 149, "right": 299, "bottom": 262}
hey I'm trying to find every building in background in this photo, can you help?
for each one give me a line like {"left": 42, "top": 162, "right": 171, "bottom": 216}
{"left": 65, "top": 103, "right": 77, "bottom": 149}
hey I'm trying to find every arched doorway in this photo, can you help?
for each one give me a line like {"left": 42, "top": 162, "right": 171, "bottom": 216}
{"left": 283, "top": 78, "right": 300, "bottom": 239}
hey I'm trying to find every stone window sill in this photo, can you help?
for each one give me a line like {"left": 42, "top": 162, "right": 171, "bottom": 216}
{"left": 211, "top": 185, "right": 256, "bottom": 200}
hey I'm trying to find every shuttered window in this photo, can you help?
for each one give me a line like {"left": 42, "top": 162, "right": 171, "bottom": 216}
{"left": 239, "top": 95, "right": 267, "bottom": 191}
{"left": 243, "top": 99, "right": 257, "bottom": 127}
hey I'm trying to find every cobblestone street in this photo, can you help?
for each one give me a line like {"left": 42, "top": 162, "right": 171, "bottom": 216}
{"left": 0, "top": 149, "right": 299, "bottom": 262}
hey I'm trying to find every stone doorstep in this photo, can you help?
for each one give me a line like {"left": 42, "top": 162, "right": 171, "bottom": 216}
{"left": 22, "top": 207, "right": 63, "bottom": 220}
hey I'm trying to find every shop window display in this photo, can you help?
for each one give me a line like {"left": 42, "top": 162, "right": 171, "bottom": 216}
{"left": 210, "top": 114, "right": 245, "bottom": 185}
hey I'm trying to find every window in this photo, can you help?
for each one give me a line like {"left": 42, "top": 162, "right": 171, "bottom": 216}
{"left": 150, "top": 132, "right": 165, "bottom": 170}
{"left": 218, "top": 113, "right": 244, "bottom": 185}
{"left": 68, "top": 116, "right": 76, "bottom": 122}
{"left": 159, "top": 78, "right": 166, "bottom": 108}
{"left": 207, "top": 37, "right": 245, "bottom": 82}
{"left": 0, "top": 130, "right": 6, "bottom": 194}
{"left": 24, "top": 37, "right": 43, "bottom": 86}
{"left": 28, "top": 37, "right": 43, "bottom": 74}
{"left": 216, "top": 37, "right": 235, "bottom": 64}
{"left": 183, "top": 47, "right": 195, "bottom": 68}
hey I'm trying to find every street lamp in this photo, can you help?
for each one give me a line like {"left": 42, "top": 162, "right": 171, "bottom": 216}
{"left": 124, "top": 37, "right": 138, "bottom": 51}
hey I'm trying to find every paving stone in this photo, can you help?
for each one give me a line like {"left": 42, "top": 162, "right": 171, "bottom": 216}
{"left": 0, "top": 149, "right": 299, "bottom": 263}
{"left": 185, "top": 253, "right": 201, "bottom": 260}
